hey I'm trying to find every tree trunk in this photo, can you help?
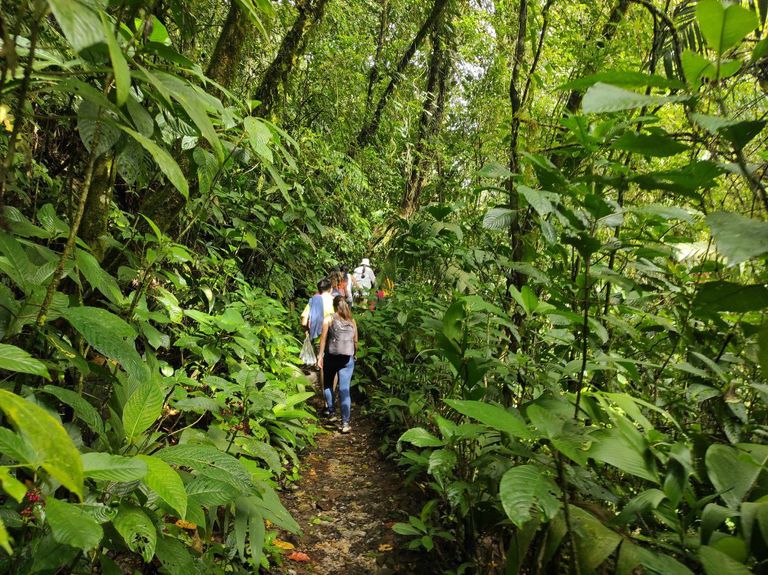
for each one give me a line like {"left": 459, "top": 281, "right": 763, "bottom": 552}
{"left": 205, "top": 0, "right": 254, "bottom": 89}
{"left": 507, "top": 0, "right": 527, "bottom": 291}
{"left": 355, "top": 0, "right": 449, "bottom": 150}
{"left": 252, "top": 0, "right": 330, "bottom": 120}
{"left": 80, "top": 155, "right": 114, "bottom": 259}
{"left": 401, "top": 20, "right": 451, "bottom": 218}
{"left": 363, "top": 0, "right": 390, "bottom": 122}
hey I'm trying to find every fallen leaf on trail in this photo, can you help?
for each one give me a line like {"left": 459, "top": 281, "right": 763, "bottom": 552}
{"left": 175, "top": 519, "right": 197, "bottom": 530}
{"left": 287, "top": 551, "right": 310, "bottom": 562}
{"left": 378, "top": 543, "right": 393, "bottom": 552}
{"left": 274, "top": 539, "right": 295, "bottom": 550}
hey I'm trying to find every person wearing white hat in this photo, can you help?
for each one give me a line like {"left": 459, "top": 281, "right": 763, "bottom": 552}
{"left": 352, "top": 258, "right": 375, "bottom": 298}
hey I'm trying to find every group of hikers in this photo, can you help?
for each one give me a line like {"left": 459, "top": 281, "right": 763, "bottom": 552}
{"left": 300, "top": 258, "right": 377, "bottom": 433}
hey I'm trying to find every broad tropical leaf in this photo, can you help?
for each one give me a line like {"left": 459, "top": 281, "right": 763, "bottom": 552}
{"left": 137, "top": 455, "right": 187, "bottom": 518}
{"left": 582, "top": 83, "right": 690, "bottom": 114}
{"left": 0, "top": 344, "right": 49, "bottom": 379}
{"left": 707, "top": 212, "right": 768, "bottom": 265}
{"left": 122, "top": 380, "right": 164, "bottom": 443}
{"left": 113, "top": 505, "right": 157, "bottom": 563}
{"left": 46, "top": 498, "right": 103, "bottom": 551}
{"left": 82, "top": 453, "right": 147, "bottom": 482}
{"left": 499, "top": 465, "right": 561, "bottom": 527}
{"left": 41, "top": 385, "right": 105, "bottom": 439}
{"left": 155, "top": 444, "right": 252, "bottom": 492}
{"left": 444, "top": 399, "right": 533, "bottom": 439}
{"left": 696, "top": 0, "right": 757, "bottom": 55}
{"left": 0, "top": 390, "right": 83, "bottom": 498}
{"left": 62, "top": 306, "right": 147, "bottom": 382}
{"left": 398, "top": 427, "right": 444, "bottom": 448}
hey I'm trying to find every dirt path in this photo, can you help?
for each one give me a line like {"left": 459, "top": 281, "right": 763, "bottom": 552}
{"left": 272, "top": 387, "right": 436, "bottom": 574}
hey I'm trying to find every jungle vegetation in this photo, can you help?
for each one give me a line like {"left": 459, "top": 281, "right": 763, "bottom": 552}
{"left": 0, "top": 0, "right": 767, "bottom": 573}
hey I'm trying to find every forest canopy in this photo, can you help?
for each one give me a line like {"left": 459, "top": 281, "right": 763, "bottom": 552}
{"left": 0, "top": 0, "right": 767, "bottom": 573}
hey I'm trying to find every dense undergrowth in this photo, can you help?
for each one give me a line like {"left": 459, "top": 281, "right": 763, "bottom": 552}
{"left": 1, "top": 0, "right": 768, "bottom": 574}
{"left": 357, "top": 5, "right": 768, "bottom": 573}
{"left": 0, "top": 2, "right": 334, "bottom": 573}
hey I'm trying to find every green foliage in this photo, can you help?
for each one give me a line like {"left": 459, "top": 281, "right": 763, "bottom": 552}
{"left": 2, "top": 0, "right": 768, "bottom": 572}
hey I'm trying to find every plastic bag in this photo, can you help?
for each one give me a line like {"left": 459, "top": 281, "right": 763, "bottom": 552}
{"left": 300, "top": 334, "right": 317, "bottom": 366}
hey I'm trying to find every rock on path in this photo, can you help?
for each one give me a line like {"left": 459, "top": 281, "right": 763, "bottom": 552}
{"left": 273, "top": 398, "right": 436, "bottom": 574}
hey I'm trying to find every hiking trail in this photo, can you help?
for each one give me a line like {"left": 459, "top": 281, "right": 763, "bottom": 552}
{"left": 273, "top": 375, "right": 435, "bottom": 575}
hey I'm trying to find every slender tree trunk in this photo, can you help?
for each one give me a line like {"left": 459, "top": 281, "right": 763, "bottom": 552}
{"left": 401, "top": 20, "right": 451, "bottom": 217}
{"left": 205, "top": 0, "right": 255, "bottom": 89}
{"left": 355, "top": 0, "right": 449, "bottom": 149}
{"left": 80, "top": 155, "right": 114, "bottom": 259}
{"left": 252, "top": 0, "right": 330, "bottom": 120}
{"left": 364, "top": 0, "right": 390, "bottom": 121}
{"left": 506, "top": 0, "right": 527, "bottom": 291}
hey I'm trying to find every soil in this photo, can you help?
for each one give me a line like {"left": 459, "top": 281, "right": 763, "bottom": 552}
{"left": 272, "top": 376, "right": 437, "bottom": 575}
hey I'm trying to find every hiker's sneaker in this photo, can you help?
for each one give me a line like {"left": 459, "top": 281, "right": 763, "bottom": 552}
{"left": 341, "top": 423, "right": 352, "bottom": 434}
{"left": 324, "top": 410, "right": 339, "bottom": 423}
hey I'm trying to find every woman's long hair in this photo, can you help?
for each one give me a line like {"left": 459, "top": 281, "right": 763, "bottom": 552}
{"left": 333, "top": 295, "right": 352, "bottom": 321}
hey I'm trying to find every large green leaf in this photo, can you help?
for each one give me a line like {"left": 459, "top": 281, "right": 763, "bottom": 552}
{"left": 156, "top": 444, "right": 252, "bottom": 492}
{"left": 699, "top": 545, "right": 751, "bottom": 575}
{"left": 589, "top": 428, "right": 658, "bottom": 483}
{"left": 611, "top": 131, "right": 688, "bottom": 157}
{"left": 707, "top": 212, "right": 768, "bottom": 265}
{"left": 617, "top": 540, "right": 694, "bottom": 575}
{"left": 62, "top": 306, "right": 148, "bottom": 382}
{"left": 116, "top": 125, "right": 189, "bottom": 199}
{"left": 100, "top": 12, "right": 130, "bottom": 106}
{"left": 82, "top": 452, "right": 147, "bottom": 482}
{"left": 74, "top": 249, "right": 124, "bottom": 305}
{"left": 186, "top": 476, "right": 242, "bottom": 507}
{"left": 0, "top": 344, "right": 50, "bottom": 379}
{"left": 0, "top": 428, "right": 37, "bottom": 465}
{"left": 0, "top": 467, "right": 27, "bottom": 502}
{"left": 0, "top": 515, "right": 11, "bottom": 555}
{"left": 692, "top": 113, "right": 766, "bottom": 150}
{"left": 499, "top": 465, "right": 561, "bottom": 527}
{"left": 41, "top": 385, "right": 105, "bottom": 439}
{"left": 560, "top": 70, "right": 685, "bottom": 91}
{"left": 582, "top": 83, "right": 689, "bottom": 114}
{"left": 0, "top": 390, "right": 83, "bottom": 498}
{"left": 706, "top": 443, "right": 768, "bottom": 508}
{"left": 113, "top": 505, "right": 157, "bottom": 563}
{"left": 444, "top": 399, "right": 533, "bottom": 439}
{"left": 48, "top": 0, "right": 105, "bottom": 54}
{"left": 77, "top": 100, "right": 122, "bottom": 158}
{"left": 694, "top": 281, "right": 768, "bottom": 313}
{"left": 237, "top": 487, "right": 300, "bottom": 533}
{"left": 244, "top": 117, "right": 273, "bottom": 163}
{"left": 122, "top": 379, "right": 164, "bottom": 443}
{"left": 682, "top": 50, "right": 716, "bottom": 86}
{"left": 398, "top": 427, "right": 444, "bottom": 448}
{"left": 0, "top": 230, "right": 36, "bottom": 292}
{"left": 137, "top": 455, "right": 187, "bottom": 518}
{"left": 153, "top": 72, "right": 224, "bottom": 162}
{"left": 696, "top": 0, "right": 758, "bottom": 55}
{"left": 482, "top": 207, "right": 516, "bottom": 231}
{"left": 519, "top": 186, "right": 558, "bottom": 216}
{"left": 155, "top": 535, "right": 199, "bottom": 574}
{"left": 569, "top": 506, "right": 622, "bottom": 572}
{"left": 46, "top": 498, "right": 103, "bottom": 551}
